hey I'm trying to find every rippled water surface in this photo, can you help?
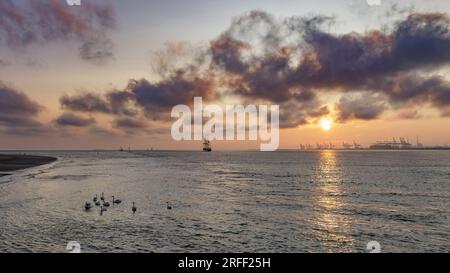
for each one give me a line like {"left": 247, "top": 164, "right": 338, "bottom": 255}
{"left": 0, "top": 150, "right": 449, "bottom": 253}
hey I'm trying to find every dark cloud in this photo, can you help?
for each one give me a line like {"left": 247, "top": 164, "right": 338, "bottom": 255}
{"left": 309, "top": 105, "right": 330, "bottom": 118}
{"left": 131, "top": 76, "right": 215, "bottom": 120}
{"left": 335, "top": 95, "right": 387, "bottom": 122}
{"left": 106, "top": 90, "right": 138, "bottom": 116}
{"left": 60, "top": 89, "right": 136, "bottom": 116}
{"left": 56, "top": 9, "right": 450, "bottom": 130}
{"left": 0, "top": 81, "right": 50, "bottom": 135}
{"left": 59, "top": 72, "right": 215, "bottom": 132}
{"left": 279, "top": 101, "right": 330, "bottom": 128}
{"left": 210, "top": 11, "right": 450, "bottom": 111}
{"left": 136, "top": 42, "right": 217, "bottom": 119}
{"left": 55, "top": 112, "right": 96, "bottom": 127}
{"left": 370, "top": 74, "right": 450, "bottom": 110}
{"left": 222, "top": 13, "right": 450, "bottom": 88}
{"left": 60, "top": 92, "right": 111, "bottom": 113}
{"left": 150, "top": 41, "right": 208, "bottom": 79}
{"left": 113, "top": 117, "right": 148, "bottom": 130}
{"left": 211, "top": 35, "right": 250, "bottom": 75}
{"left": 0, "top": 83, "right": 42, "bottom": 116}
{"left": 79, "top": 39, "right": 114, "bottom": 65}
{"left": 278, "top": 104, "right": 310, "bottom": 129}
{"left": 0, "top": 0, "right": 116, "bottom": 64}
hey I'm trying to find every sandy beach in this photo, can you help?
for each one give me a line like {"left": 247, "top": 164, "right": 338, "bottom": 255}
{"left": 0, "top": 154, "right": 57, "bottom": 174}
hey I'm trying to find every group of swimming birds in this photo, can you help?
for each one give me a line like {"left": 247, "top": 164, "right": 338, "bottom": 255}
{"left": 84, "top": 193, "right": 172, "bottom": 215}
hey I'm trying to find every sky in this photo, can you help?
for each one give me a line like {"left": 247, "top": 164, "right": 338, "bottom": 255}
{"left": 0, "top": 0, "right": 450, "bottom": 150}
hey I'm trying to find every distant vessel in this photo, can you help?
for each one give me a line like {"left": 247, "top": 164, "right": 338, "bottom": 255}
{"left": 370, "top": 137, "right": 413, "bottom": 150}
{"left": 203, "top": 140, "right": 212, "bottom": 152}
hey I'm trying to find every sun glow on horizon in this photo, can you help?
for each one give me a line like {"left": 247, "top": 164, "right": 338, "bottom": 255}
{"left": 319, "top": 118, "right": 333, "bottom": 131}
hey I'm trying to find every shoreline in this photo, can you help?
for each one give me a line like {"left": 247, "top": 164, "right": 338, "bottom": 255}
{"left": 0, "top": 154, "right": 57, "bottom": 173}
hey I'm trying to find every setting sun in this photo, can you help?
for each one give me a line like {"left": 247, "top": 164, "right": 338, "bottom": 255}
{"left": 319, "top": 118, "right": 333, "bottom": 131}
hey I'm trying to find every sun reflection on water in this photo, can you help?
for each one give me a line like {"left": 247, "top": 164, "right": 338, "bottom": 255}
{"left": 312, "top": 150, "right": 353, "bottom": 252}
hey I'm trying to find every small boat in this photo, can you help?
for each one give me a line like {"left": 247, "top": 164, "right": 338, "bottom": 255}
{"left": 84, "top": 202, "right": 93, "bottom": 211}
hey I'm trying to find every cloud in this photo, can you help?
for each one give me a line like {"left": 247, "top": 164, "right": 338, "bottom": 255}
{"left": 367, "top": 74, "right": 450, "bottom": 112}
{"left": 278, "top": 100, "right": 330, "bottom": 128}
{"left": 60, "top": 89, "right": 136, "bottom": 116}
{"left": 211, "top": 35, "right": 250, "bottom": 75}
{"left": 212, "top": 12, "right": 450, "bottom": 94}
{"left": 113, "top": 117, "right": 148, "bottom": 130}
{"left": 0, "top": 81, "right": 50, "bottom": 135}
{"left": 60, "top": 92, "right": 111, "bottom": 113}
{"left": 131, "top": 76, "right": 215, "bottom": 120}
{"left": 57, "top": 9, "right": 450, "bottom": 131}
{"left": 55, "top": 112, "right": 96, "bottom": 127}
{"left": 396, "top": 109, "right": 422, "bottom": 119}
{"left": 111, "top": 117, "right": 159, "bottom": 135}
{"left": 0, "top": 0, "right": 116, "bottom": 64}
{"left": 0, "top": 83, "right": 42, "bottom": 117}
{"left": 79, "top": 39, "right": 114, "bottom": 65}
{"left": 106, "top": 90, "right": 138, "bottom": 116}
{"left": 335, "top": 94, "right": 387, "bottom": 122}
{"left": 88, "top": 125, "right": 118, "bottom": 136}
{"left": 60, "top": 73, "right": 215, "bottom": 122}
{"left": 0, "top": 59, "right": 10, "bottom": 67}
{"left": 209, "top": 11, "right": 450, "bottom": 113}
